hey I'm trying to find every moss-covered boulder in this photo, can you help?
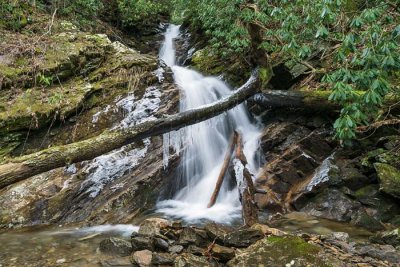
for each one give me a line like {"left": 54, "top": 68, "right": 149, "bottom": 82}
{"left": 375, "top": 163, "right": 400, "bottom": 199}
{"left": 227, "top": 236, "right": 336, "bottom": 267}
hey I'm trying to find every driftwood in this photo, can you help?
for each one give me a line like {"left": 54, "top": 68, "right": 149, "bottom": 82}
{"left": 207, "top": 130, "right": 259, "bottom": 226}
{"left": 0, "top": 69, "right": 267, "bottom": 189}
{"left": 234, "top": 131, "right": 258, "bottom": 227}
{"left": 207, "top": 132, "right": 238, "bottom": 208}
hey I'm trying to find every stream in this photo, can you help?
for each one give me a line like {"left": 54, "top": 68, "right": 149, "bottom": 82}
{"left": 0, "top": 24, "right": 375, "bottom": 266}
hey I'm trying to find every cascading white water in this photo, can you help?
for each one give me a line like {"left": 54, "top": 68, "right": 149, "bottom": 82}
{"left": 157, "top": 24, "right": 262, "bottom": 223}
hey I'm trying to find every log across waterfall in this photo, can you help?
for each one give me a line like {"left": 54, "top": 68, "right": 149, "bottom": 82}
{"left": 156, "top": 25, "right": 263, "bottom": 223}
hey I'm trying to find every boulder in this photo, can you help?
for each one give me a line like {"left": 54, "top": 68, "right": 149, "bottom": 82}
{"left": 211, "top": 244, "right": 235, "bottom": 262}
{"left": 204, "top": 222, "right": 233, "bottom": 241}
{"left": 356, "top": 243, "right": 400, "bottom": 264}
{"left": 370, "top": 228, "right": 400, "bottom": 247}
{"left": 227, "top": 236, "right": 334, "bottom": 266}
{"left": 131, "top": 233, "right": 153, "bottom": 251}
{"left": 350, "top": 210, "right": 384, "bottom": 231}
{"left": 174, "top": 253, "right": 210, "bottom": 267}
{"left": 375, "top": 163, "right": 400, "bottom": 199}
{"left": 99, "top": 237, "right": 132, "bottom": 256}
{"left": 300, "top": 189, "right": 361, "bottom": 222}
{"left": 178, "top": 227, "right": 208, "bottom": 247}
{"left": 340, "top": 166, "right": 370, "bottom": 191}
{"left": 223, "top": 228, "right": 264, "bottom": 248}
{"left": 139, "top": 218, "right": 171, "bottom": 236}
{"left": 131, "top": 250, "right": 153, "bottom": 267}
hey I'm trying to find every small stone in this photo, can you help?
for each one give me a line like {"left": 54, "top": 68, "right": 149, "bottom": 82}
{"left": 328, "top": 232, "right": 350, "bottom": 242}
{"left": 139, "top": 218, "right": 171, "bottom": 236}
{"left": 211, "top": 244, "right": 235, "bottom": 262}
{"left": 153, "top": 237, "right": 169, "bottom": 251}
{"left": 169, "top": 245, "right": 184, "bottom": 254}
{"left": 56, "top": 258, "right": 66, "bottom": 264}
{"left": 174, "top": 253, "right": 209, "bottom": 267}
{"left": 223, "top": 228, "right": 264, "bottom": 248}
{"left": 151, "top": 253, "right": 175, "bottom": 265}
{"left": 250, "top": 223, "right": 286, "bottom": 236}
{"left": 131, "top": 250, "right": 152, "bottom": 267}
{"left": 204, "top": 222, "right": 233, "bottom": 241}
{"left": 131, "top": 233, "right": 153, "bottom": 251}
{"left": 100, "top": 237, "right": 132, "bottom": 256}
{"left": 187, "top": 245, "right": 204, "bottom": 256}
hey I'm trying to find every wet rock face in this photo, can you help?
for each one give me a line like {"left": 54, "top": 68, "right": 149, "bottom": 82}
{"left": 255, "top": 121, "right": 334, "bottom": 212}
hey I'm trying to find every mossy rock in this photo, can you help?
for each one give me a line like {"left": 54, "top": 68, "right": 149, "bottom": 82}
{"left": 227, "top": 236, "right": 336, "bottom": 267}
{"left": 191, "top": 48, "right": 250, "bottom": 86}
{"left": 375, "top": 163, "right": 400, "bottom": 199}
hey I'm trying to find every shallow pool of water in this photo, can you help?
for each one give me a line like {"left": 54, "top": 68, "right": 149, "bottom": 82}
{"left": 0, "top": 224, "right": 137, "bottom": 267}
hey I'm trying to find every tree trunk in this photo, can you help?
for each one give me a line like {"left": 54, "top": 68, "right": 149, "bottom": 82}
{"left": 207, "top": 132, "right": 238, "bottom": 208}
{"left": 234, "top": 131, "right": 258, "bottom": 227}
{"left": 0, "top": 69, "right": 267, "bottom": 189}
{"left": 250, "top": 90, "right": 400, "bottom": 112}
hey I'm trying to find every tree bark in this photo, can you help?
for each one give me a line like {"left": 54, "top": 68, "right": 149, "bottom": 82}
{"left": 234, "top": 131, "right": 258, "bottom": 227}
{"left": 250, "top": 90, "right": 400, "bottom": 112}
{"left": 0, "top": 69, "right": 267, "bottom": 189}
{"left": 207, "top": 132, "right": 238, "bottom": 208}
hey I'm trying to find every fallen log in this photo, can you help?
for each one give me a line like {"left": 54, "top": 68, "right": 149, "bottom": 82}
{"left": 250, "top": 91, "right": 400, "bottom": 112}
{"left": 207, "top": 132, "right": 238, "bottom": 208}
{"left": 234, "top": 131, "right": 258, "bottom": 227}
{"left": 0, "top": 69, "right": 267, "bottom": 189}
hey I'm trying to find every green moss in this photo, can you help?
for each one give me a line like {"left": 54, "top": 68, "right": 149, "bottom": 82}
{"left": 375, "top": 163, "right": 400, "bottom": 199}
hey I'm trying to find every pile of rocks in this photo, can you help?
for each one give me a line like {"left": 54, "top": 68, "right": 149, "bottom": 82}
{"left": 99, "top": 218, "right": 400, "bottom": 266}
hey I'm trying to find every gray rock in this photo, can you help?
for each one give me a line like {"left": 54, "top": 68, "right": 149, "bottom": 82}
{"left": 301, "top": 188, "right": 361, "bottom": 222}
{"left": 131, "top": 250, "right": 153, "bottom": 267}
{"left": 356, "top": 243, "right": 400, "bottom": 264}
{"left": 174, "top": 253, "right": 209, "bottom": 267}
{"left": 223, "top": 228, "right": 264, "bottom": 248}
{"left": 204, "top": 222, "right": 233, "bottom": 241}
{"left": 153, "top": 237, "right": 169, "bottom": 251}
{"left": 178, "top": 227, "right": 208, "bottom": 247}
{"left": 131, "top": 233, "right": 153, "bottom": 251}
{"left": 99, "top": 237, "right": 132, "bottom": 256}
{"left": 341, "top": 166, "right": 370, "bottom": 190}
{"left": 350, "top": 210, "right": 385, "bottom": 231}
{"left": 151, "top": 252, "right": 175, "bottom": 265}
{"left": 169, "top": 245, "right": 184, "bottom": 254}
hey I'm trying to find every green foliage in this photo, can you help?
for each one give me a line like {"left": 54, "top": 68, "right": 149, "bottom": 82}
{"left": 117, "top": 0, "right": 171, "bottom": 28}
{"left": 0, "top": 0, "right": 30, "bottom": 31}
{"left": 48, "top": 0, "right": 103, "bottom": 24}
{"left": 174, "top": 0, "right": 400, "bottom": 142}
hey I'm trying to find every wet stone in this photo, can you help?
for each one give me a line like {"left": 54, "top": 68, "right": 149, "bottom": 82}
{"left": 99, "top": 237, "right": 132, "bottom": 257}
{"left": 151, "top": 252, "right": 175, "bottom": 265}
{"left": 204, "top": 222, "right": 234, "bottom": 241}
{"left": 153, "top": 237, "right": 169, "bottom": 251}
{"left": 223, "top": 228, "right": 264, "bottom": 248}
{"left": 139, "top": 218, "right": 171, "bottom": 236}
{"left": 131, "top": 233, "right": 153, "bottom": 251}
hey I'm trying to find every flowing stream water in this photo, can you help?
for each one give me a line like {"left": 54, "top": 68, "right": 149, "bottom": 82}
{"left": 156, "top": 24, "right": 262, "bottom": 223}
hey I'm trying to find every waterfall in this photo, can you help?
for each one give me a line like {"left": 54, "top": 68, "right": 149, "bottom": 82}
{"left": 157, "top": 24, "right": 261, "bottom": 223}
